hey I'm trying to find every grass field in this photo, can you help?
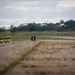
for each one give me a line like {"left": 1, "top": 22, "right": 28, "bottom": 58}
{"left": 0, "top": 31, "right": 75, "bottom": 41}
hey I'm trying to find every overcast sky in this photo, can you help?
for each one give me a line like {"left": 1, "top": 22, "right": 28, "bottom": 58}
{"left": 0, "top": 0, "right": 75, "bottom": 28}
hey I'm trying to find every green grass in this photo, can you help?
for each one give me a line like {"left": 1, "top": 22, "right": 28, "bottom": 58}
{"left": 0, "top": 31, "right": 75, "bottom": 41}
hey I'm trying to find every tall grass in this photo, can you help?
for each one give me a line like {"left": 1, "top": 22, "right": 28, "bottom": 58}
{"left": 0, "top": 31, "right": 75, "bottom": 41}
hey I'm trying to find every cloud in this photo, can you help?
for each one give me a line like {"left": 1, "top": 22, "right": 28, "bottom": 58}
{"left": 58, "top": 0, "right": 75, "bottom": 8}
{"left": 0, "top": 0, "right": 75, "bottom": 28}
{"left": 0, "top": 0, "right": 58, "bottom": 11}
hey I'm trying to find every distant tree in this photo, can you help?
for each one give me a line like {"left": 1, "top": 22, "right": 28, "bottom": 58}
{"left": 10, "top": 25, "right": 14, "bottom": 29}
{"left": 8, "top": 20, "right": 75, "bottom": 32}
{"left": 60, "top": 20, "right": 64, "bottom": 24}
{"left": 65, "top": 20, "right": 75, "bottom": 30}
{"left": 10, "top": 25, "right": 17, "bottom": 32}
{"left": 0, "top": 28, "right": 6, "bottom": 32}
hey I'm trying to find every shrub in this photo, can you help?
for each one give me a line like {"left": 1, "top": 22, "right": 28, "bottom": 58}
{"left": 40, "top": 71, "right": 46, "bottom": 74}
{"left": 72, "top": 58, "right": 75, "bottom": 61}
{"left": 30, "top": 65, "right": 36, "bottom": 67}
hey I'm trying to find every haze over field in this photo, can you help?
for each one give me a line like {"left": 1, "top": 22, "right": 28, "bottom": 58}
{"left": 0, "top": 0, "right": 75, "bottom": 28}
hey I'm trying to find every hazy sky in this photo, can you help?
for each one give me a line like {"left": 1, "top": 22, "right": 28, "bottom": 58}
{"left": 0, "top": 0, "right": 75, "bottom": 28}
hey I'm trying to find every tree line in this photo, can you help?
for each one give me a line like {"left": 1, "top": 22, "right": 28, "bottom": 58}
{"left": 0, "top": 20, "right": 75, "bottom": 32}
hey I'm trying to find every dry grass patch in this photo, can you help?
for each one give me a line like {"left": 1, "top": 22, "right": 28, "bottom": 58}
{"left": 0, "top": 41, "right": 43, "bottom": 75}
{"left": 30, "top": 65, "right": 36, "bottom": 68}
{"left": 40, "top": 71, "right": 47, "bottom": 74}
{"left": 22, "top": 65, "right": 28, "bottom": 68}
{"left": 64, "top": 58, "right": 67, "bottom": 61}
{"left": 57, "top": 64, "right": 66, "bottom": 67}
{"left": 72, "top": 45, "right": 75, "bottom": 48}
{"left": 72, "top": 58, "right": 75, "bottom": 61}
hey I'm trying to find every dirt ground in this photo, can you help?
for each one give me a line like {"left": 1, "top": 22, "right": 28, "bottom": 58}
{"left": 0, "top": 40, "right": 75, "bottom": 75}
{"left": 0, "top": 40, "right": 39, "bottom": 70}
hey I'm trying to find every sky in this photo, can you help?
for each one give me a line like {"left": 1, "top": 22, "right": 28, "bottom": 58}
{"left": 0, "top": 0, "right": 75, "bottom": 28}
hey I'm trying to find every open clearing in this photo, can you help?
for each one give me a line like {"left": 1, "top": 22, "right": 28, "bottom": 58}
{"left": 0, "top": 40, "right": 75, "bottom": 75}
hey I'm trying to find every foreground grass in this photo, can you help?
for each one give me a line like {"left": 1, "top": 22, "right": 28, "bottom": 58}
{"left": 0, "top": 41, "right": 43, "bottom": 75}
{"left": 0, "top": 31, "right": 75, "bottom": 41}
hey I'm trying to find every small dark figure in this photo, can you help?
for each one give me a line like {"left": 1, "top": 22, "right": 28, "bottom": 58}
{"left": 34, "top": 36, "right": 36, "bottom": 41}
{"left": 31, "top": 36, "right": 36, "bottom": 41}
{"left": 31, "top": 36, "right": 33, "bottom": 41}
